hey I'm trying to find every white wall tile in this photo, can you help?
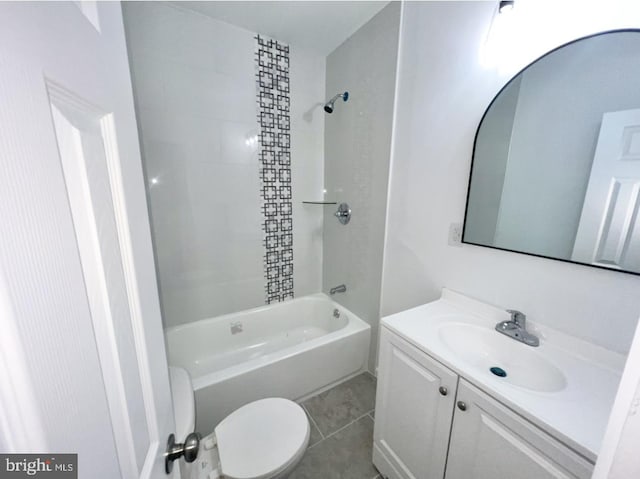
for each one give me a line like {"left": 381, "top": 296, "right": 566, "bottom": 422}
{"left": 219, "top": 121, "right": 260, "bottom": 165}
{"left": 124, "top": 2, "right": 325, "bottom": 327}
{"left": 290, "top": 48, "right": 326, "bottom": 297}
{"left": 163, "top": 66, "right": 254, "bottom": 121}
{"left": 127, "top": 54, "right": 167, "bottom": 111}
{"left": 124, "top": 3, "right": 262, "bottom": 326}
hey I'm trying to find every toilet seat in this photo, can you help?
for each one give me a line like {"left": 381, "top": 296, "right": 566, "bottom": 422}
{"left": 214, "top": 398, "right": 310, "bottom": 479}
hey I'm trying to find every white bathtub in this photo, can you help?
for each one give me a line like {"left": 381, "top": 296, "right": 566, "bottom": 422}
{"left": 166, "top": 293, "right": 371, "bottom": 433}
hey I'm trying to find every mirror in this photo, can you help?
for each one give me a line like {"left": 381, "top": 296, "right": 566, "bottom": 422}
{"left": 464, "top": 29, "right": 640, "bottom": 275}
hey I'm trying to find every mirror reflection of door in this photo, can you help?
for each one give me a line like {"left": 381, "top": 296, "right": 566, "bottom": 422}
{"left": 464, "top": 29, "right": 640, "bottom": 275}
{"left": 572, "top": 109, "right": 640, "bottom": 271}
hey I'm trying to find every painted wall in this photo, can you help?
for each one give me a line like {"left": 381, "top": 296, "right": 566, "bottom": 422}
{"left": 323, "top": 2, "right": 401, "bottom": 372}
{"left": 123, "top": 3, "right": 325, "bottom": 328}
{"left": 381, "top": 0, "right": 640, "bottom": 357}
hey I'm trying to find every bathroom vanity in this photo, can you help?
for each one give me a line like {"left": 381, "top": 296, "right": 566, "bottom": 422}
{"left": 372, "top": 290, "right": 624, "bottom": 479}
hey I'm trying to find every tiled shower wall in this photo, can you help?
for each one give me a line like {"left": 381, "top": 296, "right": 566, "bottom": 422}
{"left": 123, "top": 3, "right": 325, "bottom": 328}
{"left": 323, "top": 3, "right": 401, "bottom": 372}
{"left": 256, "top": 35, "right": 294, "bottom": 303}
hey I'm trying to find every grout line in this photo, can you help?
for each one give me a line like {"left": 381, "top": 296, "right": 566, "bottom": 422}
{"left": 302, "top": 404, "right": 325, "bottom": 440}
{"left": 321, "top": 411, "right": 373, "bottom": 443}
{"left": 302, "top": 372, "right": 378, "bottom": 451}
{"left": 307, "top": 438, "right": 323, "bottom": 450}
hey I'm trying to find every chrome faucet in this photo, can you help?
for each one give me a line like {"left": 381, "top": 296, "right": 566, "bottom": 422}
{"left": 330, "top": 284, "right": 347, "bottom": 295}
{"left": 495, "top": 309, "right": 539, "bottom": 347}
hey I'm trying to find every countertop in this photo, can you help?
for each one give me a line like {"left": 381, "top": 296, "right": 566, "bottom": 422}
{"left": 381, "top": 289, "right": 625, "bottom": 463}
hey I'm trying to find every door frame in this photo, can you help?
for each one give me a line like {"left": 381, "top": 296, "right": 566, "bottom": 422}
{"left": 593, "top": 314, "right": 640, "bottom": 478}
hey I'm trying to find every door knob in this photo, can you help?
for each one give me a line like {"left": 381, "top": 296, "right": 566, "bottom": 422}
{"left": 439, "top": 386, "right": 448, "bottom": 396}
{"left": 457, "top": 401, "right": 467, "bottom": 411}
{"left": 165, "top": 432, "right": 201, "bottom": 473}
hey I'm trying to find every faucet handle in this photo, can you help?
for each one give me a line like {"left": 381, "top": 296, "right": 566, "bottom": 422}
{"left": 506, "top": 309, "right": 526, "bottom": 327}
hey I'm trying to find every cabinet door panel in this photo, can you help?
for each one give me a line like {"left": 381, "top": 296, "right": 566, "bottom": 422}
{"left": 445, "top": 380, "right": 593, "bottom": 479}
{"left": 373, "top": 328, "right": 458, "bottom": 479}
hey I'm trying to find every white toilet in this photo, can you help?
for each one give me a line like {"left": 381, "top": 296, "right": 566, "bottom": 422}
{"left": 170, "top": 367, "right": 310, "bottom": 479}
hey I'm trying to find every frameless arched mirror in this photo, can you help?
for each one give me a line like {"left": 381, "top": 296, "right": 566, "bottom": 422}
{"left": 463, "top": 29, "right": 640, "bottom": 275}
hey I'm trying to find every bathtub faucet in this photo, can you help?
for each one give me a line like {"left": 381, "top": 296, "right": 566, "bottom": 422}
{"left": 330, "top": 284, "right": 347, "bottom": 295}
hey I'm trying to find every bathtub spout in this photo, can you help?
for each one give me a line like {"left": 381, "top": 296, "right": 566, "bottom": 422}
{"left": 330, "top": 284, "right": 347, "bottom": 295}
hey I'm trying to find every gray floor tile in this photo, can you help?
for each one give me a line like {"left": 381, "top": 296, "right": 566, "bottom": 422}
{"left": 303, "top": 407, "right": 324, "bottom": 447}
{"left": 290, "top": 415, "right": 377, "bottom": 479}
{"left": 303, "top": 373, "right": 376, "bottom": 436}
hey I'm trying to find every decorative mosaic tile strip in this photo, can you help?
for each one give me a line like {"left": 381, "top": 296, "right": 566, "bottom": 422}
{"left": 255, "top": 35, "right": 294, "bottom": 303}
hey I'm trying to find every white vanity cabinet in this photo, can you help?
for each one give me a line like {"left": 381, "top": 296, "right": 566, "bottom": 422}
{"left": 373, "top": 327, "right": 594, "bottom": 479}
{"left": 445, "top": 380, "right": 593, "bottom": 479}
{"left": 373, "top": 328, "right": 458, "bottom": 479}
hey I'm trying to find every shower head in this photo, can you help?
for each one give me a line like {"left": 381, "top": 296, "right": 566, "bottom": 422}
{"left": 324, "top": 91, "right": 349, "bottom": 114}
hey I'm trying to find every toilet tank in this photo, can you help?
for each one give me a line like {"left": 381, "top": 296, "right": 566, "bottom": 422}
{"left": 169, "top": 366, "right": 196, "bottom": 440}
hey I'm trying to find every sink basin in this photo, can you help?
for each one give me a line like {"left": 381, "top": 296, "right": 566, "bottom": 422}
{"left": 438, "top": 322, "right": 567, "bottom": 393}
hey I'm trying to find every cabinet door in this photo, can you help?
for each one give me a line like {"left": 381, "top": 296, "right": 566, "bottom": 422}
{"left": 445, "top": 380, "right": 593, "bottom": 479}
{"left": 373, "top": 327, "right": 458, "bottom": 479}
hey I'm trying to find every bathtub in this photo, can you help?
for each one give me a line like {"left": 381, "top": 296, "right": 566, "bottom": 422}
{"left": 166, "top": 293, "right": 371, "bottom": 433}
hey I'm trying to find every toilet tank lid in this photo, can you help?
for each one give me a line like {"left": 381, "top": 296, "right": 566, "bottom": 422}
{"left": 169, "top": 366, "right": 195, "bottom": 440}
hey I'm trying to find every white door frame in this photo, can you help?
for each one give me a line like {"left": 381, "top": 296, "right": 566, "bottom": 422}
{"left": 593, "top": 314, "right": 640, "bottom": 478}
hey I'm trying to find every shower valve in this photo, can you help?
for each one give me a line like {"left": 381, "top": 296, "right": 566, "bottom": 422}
{"left": 334, "top": 203, "right": 351, "bottom": 225}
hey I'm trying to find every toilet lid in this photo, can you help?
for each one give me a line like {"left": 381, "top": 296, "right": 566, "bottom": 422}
{"left": 215, "top": 398, "right": 310, "bottom": 479}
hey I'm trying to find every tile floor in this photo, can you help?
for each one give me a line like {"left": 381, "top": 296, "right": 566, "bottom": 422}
{"left": 290, "top": 372, "right": 381, "bottom": 479}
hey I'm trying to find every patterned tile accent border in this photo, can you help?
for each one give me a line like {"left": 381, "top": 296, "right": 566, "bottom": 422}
{"left": 255, "top": 35, "right": 294, "bottom": 303}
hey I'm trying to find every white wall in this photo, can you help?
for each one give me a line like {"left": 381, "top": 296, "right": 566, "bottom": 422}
{"left": 123, "top": 3, "right": 325, "bottom": 328}
{"left": 323, "top": 2, "right": 401, "bottom": 372}
{"left": 381, "top": 0, "right": 640, "bottom": 356}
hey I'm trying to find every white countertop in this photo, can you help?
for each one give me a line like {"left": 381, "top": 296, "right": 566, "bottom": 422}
{"left": 381, "top": 289, "right": 625, "bottom": 463}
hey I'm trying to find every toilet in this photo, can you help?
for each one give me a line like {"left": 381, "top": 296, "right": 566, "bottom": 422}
{"left": 169, "top": 367, "right": 310, "bottom": 479}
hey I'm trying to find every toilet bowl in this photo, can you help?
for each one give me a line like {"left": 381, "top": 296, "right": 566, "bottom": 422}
{"left": 169, "top": 367, "right": 309, "bottom": 479}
